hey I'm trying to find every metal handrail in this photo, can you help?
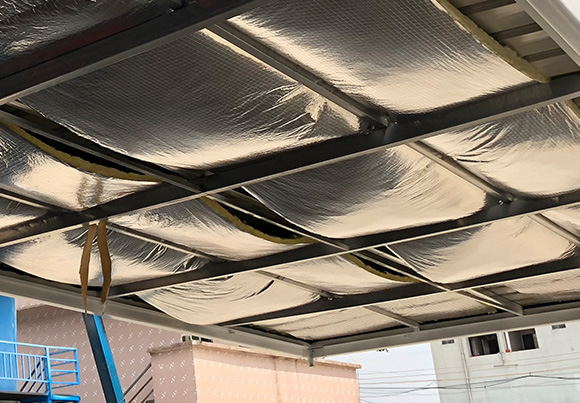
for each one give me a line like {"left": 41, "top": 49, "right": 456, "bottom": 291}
{"left": 124, "top": 362, "right": 153, "bottom": 403}
{"left": 0, "top": 340, "right": 80, "bottom": 398}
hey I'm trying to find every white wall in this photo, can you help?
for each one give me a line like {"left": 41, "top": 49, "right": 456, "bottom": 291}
{"left": 431, "top": 321, "right": 580, "bottom": 403}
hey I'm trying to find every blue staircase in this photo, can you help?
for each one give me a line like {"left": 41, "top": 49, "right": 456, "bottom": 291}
{"left": 0, "top": 340, "right": 81, "bottom": 402}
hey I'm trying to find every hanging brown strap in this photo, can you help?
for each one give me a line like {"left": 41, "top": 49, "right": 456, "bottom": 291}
{"left": 97, "top": 221, "right": 112, "bottom": 305}
{"left": 79, "top": 224, "right": 97, "bottom": 314}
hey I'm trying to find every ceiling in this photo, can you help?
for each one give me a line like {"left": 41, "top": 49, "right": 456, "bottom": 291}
{"left": 0, "top": 0, "right": 580, "bottom": 359}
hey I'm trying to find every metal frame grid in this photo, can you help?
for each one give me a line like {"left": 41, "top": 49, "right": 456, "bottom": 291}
{"left": 1, "top": 0, "right": 580, "bottom": 359}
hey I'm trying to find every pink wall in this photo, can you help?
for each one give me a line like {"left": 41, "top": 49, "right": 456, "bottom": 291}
{"left": 18, "top": 303, "right": 360, "bottom": 402}
{"left": 17, "top": 305, "right": 181, "bottom": 401}
{"left": 151, "top": 342, "right": 360, "bottom": 403}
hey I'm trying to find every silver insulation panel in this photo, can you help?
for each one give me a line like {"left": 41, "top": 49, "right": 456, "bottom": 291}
{"left": 544, "top": 206, "right": 580, "bottom": 237}
{"left": 0, "top": 0, "right": 180, "bottom": 77}
{"left": 230, "top": 0, "right": 533, "bottom": 114}
{"left": 0, "top": 228, "right": 205, "bottom": 286}
{"left": 0, "top": 198, "right": 46, "bottom": 229}
{"left": 489, "top": 268, "right": 580, "bottom": 307}
{"left": 139, "top": 278, "right": 319, "bottom": 326}
{"left": 426, "top": 103, "right": 580, "bottom": 197}
{"left": 111, "top": 199, "right": 305, "bottom": 261}
{"left": 376, "top": 293, "right": 491, "bottom": 323}
{"left": 246, "top": 146, "right": 488, "bottom": 238}
{"left": 22, "top": 30, "right": 362, "bottom": 170}
{"left": 390, "top": 217, "right": 575, "bottom": 283}
{"left": 0, "top": 124, "right": 154, "bottom": 210}
{"left": 255, "top": 308, "right": 400, "bottom": 341}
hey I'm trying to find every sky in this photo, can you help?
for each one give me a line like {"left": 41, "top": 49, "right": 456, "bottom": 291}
{"left": 334, "top": 344, "right": 441, "bottom": 403}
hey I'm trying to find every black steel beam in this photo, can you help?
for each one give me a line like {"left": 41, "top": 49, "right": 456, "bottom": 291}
{"left": 104, "top": 188, "right": 580, "bottom": 297}
{"left": 0, "top": 183, "right": 419, "bottom": 328}
{"left": 207, "top": 23, "right": 573, "bottom": 315}
{"left": 0, "top": 74, "right": 579, "bottom": 248}
{"left": 0, "top": 0, "right": 276, "bottom": 104}
{"left": 218, "top": 255, "right": 580, "bottom": 326}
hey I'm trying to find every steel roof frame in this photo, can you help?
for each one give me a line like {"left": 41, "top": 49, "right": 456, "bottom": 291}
{"left": 0, "top": 264, "right": 310, "bottom": 359}
{"left": 0, "top": 72, "right": 573, "bottom": 326}
{"left": 218, "top": 255, "right": 580, "bottom": 326}
{"left": 0, "top": 0, "right": 579, "bottom": 355}
{"left": 0, "top": 73, "right": 579, "bottom": 248}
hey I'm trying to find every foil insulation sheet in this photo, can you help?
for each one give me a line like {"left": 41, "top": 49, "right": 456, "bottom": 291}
{"left": 0, "top": 0, "right": 180, "bottom": 78}
{"left": 0, "top": 226, "right": 317, "bottom": 324}
{"left": 488, "top": 268, "right": 580, "bottom": 306}
{"left": 255, "top": 308, "right": 400, "bottom": 341}
{"left": 0, "top": 198, "right": 47, "bottom": 229}
{"left": 246, "top": 146, "right": 488, "bottom": 238}
{"left": 138, "top": 254, "right": 401, "bottom": 324}
{"left": 0, "top": 124, "right": 154, "bottom": 210}
{"left": 139, "top": 277, "right": 318, "bottom": 325}
{"left": 230, "top": 0, "right": 533, "bottom": 114}
{"left": 110, "top": 199, "right": 307, "bottom": 260}
{"left": 23, "top": 30, "right": 362, "bottom": 171}
{"left": 543, "top": 206, "right": 580, "bottom": 237}
{"left": 376, "top": 293, "right": 491, "bottom": 323}
{"left": 267, "top": 256, "right": 401, "bottom": 295}
{"left": 0, "top": 228, "right": 205, "bottom": 286}
{"left": 426, "top": 103, "right": 580, "bottom": 197}
{"left": 390, "top": 217, "right": 575, "bottom": 283}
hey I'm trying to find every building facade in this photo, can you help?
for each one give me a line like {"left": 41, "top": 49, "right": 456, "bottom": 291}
{"left": 431, "top": 321, "right": 580, "bottom": 403}
{"left": 16, "top": 299, "right": 360, "bottom": 402}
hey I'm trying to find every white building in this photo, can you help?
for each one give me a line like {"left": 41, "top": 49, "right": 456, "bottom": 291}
{"left": 430, "top": 321, "right": 580, "bottom": 403}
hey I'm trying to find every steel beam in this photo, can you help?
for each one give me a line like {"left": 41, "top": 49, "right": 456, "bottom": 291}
{"left": 0, "top": 183, "right": 419, "bottom": 329}
{"left": 83, "top": 315, "right": 124, "bottom": 403}
{"left": 107, "top": 189, "right": 580, "bottom": 297}
{"left": 0, "top": 265, "right": 310, "bottom": 358}
{"left": 208, "top": 23, "right": 574, "bottom": 315}
{"left": 310, "top": 301, "right": 580, "bottom": 357}
{"left": 462, "top": 289, "right": 523, "bottom": 316}
{"left": 0, "top": 0, "right": 276, "bottom": 104}
{"left": 0, "top": 74, "right": 579, "bottom": 248}
{"left": 217, "top": 256, "right": 580, "bottom": 326}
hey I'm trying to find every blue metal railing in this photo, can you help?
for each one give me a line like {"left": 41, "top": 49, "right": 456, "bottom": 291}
{"left": 0, "top": 340, "right": 80, "bottom": 400}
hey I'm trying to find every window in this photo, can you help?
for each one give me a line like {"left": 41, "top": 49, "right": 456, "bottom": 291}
{"left": 182, "top": 335, "right": 213, "bottom": 343}
{"left": 506, "top": 329, "right": 538, "bottom": 351}
{"left": 468, "top": 334, "right": 499, "bottom": 356}
{"left": 552, "top": 324, "right": 566, "bottom": 330}
{"left": 441, "top": 339, "right": 455, "bottom": 345}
